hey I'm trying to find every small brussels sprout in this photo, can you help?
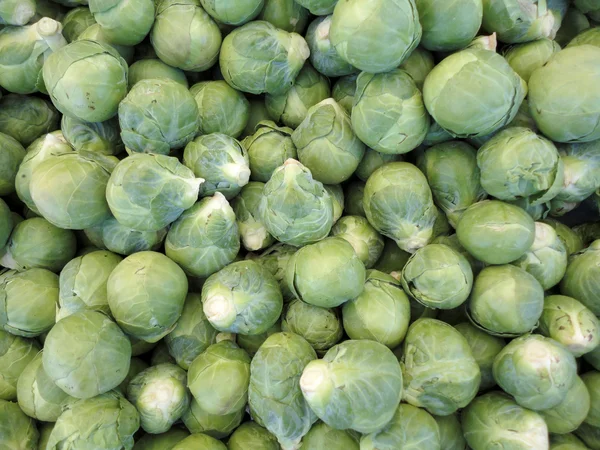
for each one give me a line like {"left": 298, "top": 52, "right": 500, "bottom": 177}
{"left": 242, "top": 121, "right": 296, "bottom": 183}
{"left": 468, "top": 265, "right": 544, "bottom": 337}
{"left": 504, "top": 38, "right": 561, "bottom": 83}
{"left": 43, "top": 40, "right": 128, "bottom": 122}
{"left": 119, "top": 78, "right": 199, "bottom": 155}
{"left": 560, "top": 240, "right": 600, "bottom": 316}
{"left": 398, "top": 47, "right": 434, "bottom": 91}
{"left": 401, "top": 244, "right": 473, "bottom": 310}
{"left": 201, "top": 260, "right": 283, "bottom": 335}
{"left": 423, "top": 48, "right": 526, "bottom": 138}
{"left": 199, "top": 0, "right": 263, "bottom": 25}
{"left": 106, "top": 153, "right": 202, "bottom": 232}
{"left": 529, "top": 45, "right": 600, "bottom": 143}
{"left": 61, "top": 7, "right": 96, "bottom": 42}
{"left": 253, "top": 244, "right": 296, "bottom": 301}
{"left": 0, "top": 133, "right": 25, "bottom": 196}
{"left": 61, "top": 115, "right": 123, "bottom": 156}
{"left": 128, "top": 59, "right": 188, "bottom": 89}
{"left": 249, "top": 332, "right": 317, "bottom": 448}
{"left": 493, "top": 334, "right": 578, "bottom": 410}
{"left": 305, "top": 16, "right": 356, "bottom": 78}
{"left": 259, "top": 159, "right": 334, "bottom": 247}
{"left": 151, "top": 0, "right": 222, "bottom": 72}
{"left": 286, "top": 237, "right": 366, "bottom": 308}
{"left": 43, "top": 311, "right": 131, "bottom": 398}
{"left": 89, "top": 0, "right": 154, "bottom": 46}
{"left": 402, "top": 318, "right": 480, "bottom": 415}
{"left": 300, "top": 422, "right": 360, "bottom": 450}
{"left": 363, "top": 162, "right": 437, "bottom": 253}
{"left": 372, "top": 238, "right": 411, "bottom": 274}
{"left": 568, "top": 26, "right": 600, "bottom": 48}
{"left": 0, "top": 399, "right": 39, "bottom": 449}
{"left": 127, "top": 363, "right": 190, "bottom": 434}
{"left": 542, "top": 218, "right": 584, "bottom": 256}
{"left": 219, "top": 21, "right": 309, "bottom": 95}
{"left": 0, "top": 0, "right": 36, "bottom": 25}
{"left": 236, "top": 321, "right": 281, "bottom": 358}
{"left": 47, "top": 391, "right": 139, "bottom": 450}
{"left": 0, "top": 94, "right": 60, "bottom": 147}
{"left": 462, "top": 392, "right": 549, "bottom": 450}
{"left": 174, "top": 433, "right": 227, "bottom": 450}
{"left": 57, "top": 250, "right": 123, "bottom": 320}
{"left": 331, "top": 73, "right": 357, "bottom": 114}
{"left": 352, "top": 69, "right": 429, "bottom": 155}
{"left": 117, "top": 357, "right": 148, "bottom": 394}
{"left": 182, "top": 397, "right": 243, "bottom": 438}
{"left": 282, "top": 299, "right": 342, "bottom": 355}
{"left": 184, "top": 133, "right": 250, "bottom": 200}
{"left": 360, "top": 403, "right": 441, "bottom": 450}
{"left": 76, "top": 23, "right": 134, "bottom": 64}
{"left": 0, "top": 330, "right": 39, "bottom": 401}
{"left": 355, "top": 148, "right": 401, "bottom": 183}
{"left": 258, "top": 0, "right": 309, "bottom": 33}
{"left": 433, "top": 414, "right": 466, "bottom": 450}
{"left": 301, "top": 340, "right": 402, "bottom": 433}
{"left": 582, "top": 371, "right": 600, "bottom": 427}
{"left": 90, "top": 216, "right": 168, "bottom": 256}
{"left": 330, "top": 216, "right": 383, "bottom": 269}
{"left": 227, "top": 422, "right": 281, "bottom": 450}
{"left": 0, "top": 199, "right": 12, "bottom": 250}
{"left": 133, "top": 428, "right": 190, "bottom": 450}
{"left": 550, "top": 433, "right": 589, "bottom": 450}
{"left": 539, "top": 376, "right": 591, "bottom": 434}
{"left": 107, "top": 251, "right": 188, "bottom": 343}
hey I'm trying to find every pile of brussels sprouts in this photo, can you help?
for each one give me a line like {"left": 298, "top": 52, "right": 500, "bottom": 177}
{"left": 1, "top": 0, "right": 600, "bottom": 449}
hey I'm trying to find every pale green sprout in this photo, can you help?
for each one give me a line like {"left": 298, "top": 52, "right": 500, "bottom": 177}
{"left": 399, "top": 47, "right": 435, "bottom": 90}
{"left": 433, "top": 414, "right": 467, "bottom": 450}
{"left": 331, "top": 216, "right": 384, "bottom": 268}
{"left": 542, "top": 217, "right": 584, "bottom": 256}
{"left": 355, "top": 148, "right": 401, "bottom": 183}
{"left": 539, "top": 376, "right": 591, "bottom": 434}
{"left": 252, "top": 244, "right": 296, "bottom": 301}
{"left": 89, "top": 0, "right": 155, "bottom": 46}
{"left": 550, "top": 433, "right": 589, "bottom": 450}
{"left": 0, "top": 0, "right": 36, "bottom": 25}
{"left": 61, "top": 115, "right": 124, "bottom": 155}
{"left": 0, "top": 94, "right": 60, "bottom": 146}
{"left": 88, "top": 216, "right": 168, "bottom": 256}
{"left": 128, "top": 59, "right": 188, "bottom": 89}
{"left": 0, "top": 329, "right": 40, "bottom": 401}
{"left": 0, "top": 399, "right": 39, "bottom": 450}
{"left": 504, "top": 38, "right": 561, "bottom": 83}
{"left": 300, "top": 422, "right": 359, "bottom": 450}
{"left": 0, "top": 133, "right": 25, "bottom": 196}
{"left": 61, "top": 7, "right": 96, "bottom": 42}
{"left": 0, "top": 200, "right": 13, "bottom": 253}
{"left": 200, "top": 0, "right": 264, "bottom": 25}
{"left": 331, "top": 74, "right": 357, "bottom": 114}
{"left": 560, "top": 240, "right": 600, "bottom": 316}
{"left": 76, "top": 23, "right": 134, "bottom": 64}
{"left": 172, "top": 433, "right": 227, "bottom": 450}
{"left": 305, "top": 15, "right": 357, "bottom": 77}
{"left": 324, "top": 184, "right": 344, "bottom": 224}
{"left": 182, "top": 397, "right": 243, "bottom": 438}
{"left": 132, "top": 428, "right": 190, "bottom": 450}
{"left": 258, "top": 0, "right": 309, "bottom": 33}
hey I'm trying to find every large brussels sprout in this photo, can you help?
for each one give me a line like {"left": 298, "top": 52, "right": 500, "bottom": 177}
{"left": 61, "top": 7, "right": 96, "bottom": 42}
{"left": 300, "top": 422, "right": 359, "bottom": 450}
{"left": 493, "top": 334, "right": 577, "bottom": 410}
{"left": 291, "top": 98, "right": 364, "bottom": 184}
{"left": 363, "top": 162, "right": 437, "bottom": 253}
{"left": 462, "top": 392, "right": 549, "bottom": 450}
{"left": 402, "top": 318, "right": 480, "bottom": 415}
{"left": 151, "top": 0, "right": 222, "bottom": 72}
{"left": 219, "top": 21, "right": 309, "bottom": 95}
{"left": 331, "top": 73, "right": 357, "bottom": 114}
{"left": 539, "top": 376, "right": 591, "bottom": 434}
{"left": 132, "top": 428, "right": 190, "bottom": 450}
{"left": 43, "top": 311, "right": 131, "bottom": 398}
{"left": 89, "top": 0, "right": 154, "bottom": 46}
{"left": 416, "top": 0, "right": 482, "bottom": 51}
{"left": 43, "top": 40, "right": 128, "bottom": 122}
{"left": 504, "top": 38, "right": 561, "bottom": 83}
{"left": 305, "top": 15, "right": 356, "bottom": 78}
{"left": 166, "top": 193, "right": 240, "bottom": 278}
{"left": 457, "top": 200, "right": 535, "bottom": 265}
{"left": 106, "top": 153, "right": 202, "bottom": 232}
{"left": 107, "top": 251, "right": 188, "bottom": 343}
{"left": 183, "top": 133, "right": 250, "bottom": 199}
{"left": 560, "top": 240, "right": 600, "bottom": 315}
{"left": 191, "top": 81, "right": 249, "bottom": 138}
{"left": 360, "top": 403, "right": 441, "bottom": 450}
{"left": 253, "top": 244, "right": 296, "bottom": 301}
{"left": 266, "top": 64, "right": 330, "bottom": 130}
{"left": 0, "top": 399, "right": 39, "bottom": 450}
{"left": 249, "top": 332, "right": 317, "bottom": 449}
{"left": 182, "top": 397, "right": 243, "bottom": 438}
{"left": 433, "top": 414, "right": 467, "bottom": 450}
{"left": 342, "top": 270, "right": 410, "bottom": 348}
{"left": 127, "top": 363, "right": 190, "bottom": 434}
{"left": 0, "top": 330, "right": 39, "bottom": 401}
{"left": 58, "top": 250, "right": 123, "bottom": 320}
{"left": 0, "top": 0, "right": 36, "bottom": 25}
{"left": 401, "top": 244, "right": 473, "bottom": 310}
{"left": 46, "top": 391, "right": 140, "bottom": 450}
{"left": 258, "top": 159, "right": 334, "bottom": 247}
{"left": 128, "top": 59, "right": 188, "bottom": 89}
{"left": 329, "top": 0, "right": 421, "bottom": 73}
{"left": 282, "top": 299, "right": 342, "bottom": 355}
{"left": 119, "top": 78, "right": 199, "bottom": 155}
{"left": 188, "top": 341, "right": 250, "bottom": 415}
{"left": 199, "top": 0, "right": 263, "bottom": 25}
{"left": 330, "top": 216, "right": 384, "bottom": 268}
{"left": 228, "top": 422, "right": 278, "bottom": 450}
{"left": 352, "top": 69, "right": 429, "bottom": 155}
{"left": 0, "top": 133, "right": 25, "bottom": 196}
{"left": 300, "top": 339, "right": 402, "bottom": 433}
{"left": 61, "top": 115, "right": 123, "bottom": 156}
{"left": 0, "top": 94, "right": 60, "bottom": 147}
{"left": 258, "top": 0, "right": 309, "bottom": 33}
{"left": 529, "top": 45, "right": 600, "bottom": 143}
{"left": 286, "top": 237, "right": 365, "bottom": 308}
{"left": 201, "top": 260, "right": 283, "bottom": 335}
{"left": 468, "top": 265, "right": 544, "bottom": 336}
{"left": 87, "top": 216, "right": 168, "bottom": 256}
{"left": 423, "top": 48, "right": 527, "bottom": 138}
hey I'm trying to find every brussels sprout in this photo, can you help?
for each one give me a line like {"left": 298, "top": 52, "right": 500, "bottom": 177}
{"left": 128, "top": 59, "right": 188, "bottom": 89}
{"left": 128, "top": 336, "right": 157, "bottom": 358}
{"left": 542, "top": 217, "right": 585, "bottom": 256}
{"left": 259, "top": 159, "right": 334, "bottom": 247}
{"left": 529, "top": 45, "right": 600, "bottom": 143}
{"left": 0, "top": 199, "right": 12, "bottom": 250}
{"left": 133, "top": 428, "right": 190, "bottom": 450}
{"left": 242, "top": 121, "right": 297, "bottom": 182}
{"left": 249, "top": 332, "right": 317, "bottom": 448}
{"left": 352, "top": 69, "right": 429, "bottom": 155}
{"left": 560, "top": 240, "right": 600, "bottom": 315}
{"left": 57, "top": 250, "right": 123, "bottom": 320}
{"left": 107, "top": 251, "right": 188, "bottom": 343}
{"left": 361, "top": 403, "right": 441, "bottom": 450}
{"left": 402, "top": 318, "right": 480, "bottom": 415}
{"left": 301, "top": 339, "right": 402, "bottom": 433}
{"left": 282, "top": 299, "right": 342, "bottom": 354}
{"left": 61, "top": 7, "right": 96, "bottom": 42}
{"left": 343, "top": 180, "right": 365, "bottom": 218}
{"left": 355, "top": 148, "right": 401, "bottom": 183}
{"left": 582, "top": 371, "right": 600, "bottom": 427}
{"left": 127, "top": 363, "right": 190, "bottom": 434}
{"left": 227, "top": 422, "right": 281, "bottom": 450}
{"left": 183, "top": 398, "right": 243, "bottom": 438}
{"left": 0, "top": 133, "right": 24, "bottom": 196}
{"left": 493, "top": 333, "right": 577, "bottom": 410}
{"left": 165, "top": 293, "right": 218, "bottom": 370}
{"left": 462, "top": 392, "right": 549, "bottom": 450}
{"left": 331, "top": 74, "right": 357, "bottom": 114}
{"left": 37, "top": 422, "right": 55, "bottom": 450}
{"left": 47, "top": 391, "right": 140, "bottom": 450}
{"left": 433, "top": 414, "right": 467, "bottom": 450}
{"left": 539, "top": 376, "right": 591, "bottom": 434}
{"left": 117, "top": 357, "right": 148, "bottom": 395}
{"left": 242, "top": 97, "right": 271, "bottom": 137}
{"left": 0, "top": 399, "right": 39, "bottom": 450}
{"left": 183, "top": 133, "right": 250, "bottom": 199}
{"left": 468, "top": 265, "right": 544, "bottom": 337}
{"left": 286, "top": 237, "right": 365, "bottom": 308}
{"left": 219, "top": 21, "right": 309, "bottom": 95}
{"left": 106, "top": 153, "right": 202, "bottom": 232}
{"left": 373, "top": 238, "right": 411, "bottom": 274}
{"left": 586, "top": 344, "right": 600, "bottom": 371}
{"left": 423, "top": 48, "right": 527, "bottom": 138}
{"left": 575, "top": 422, "right": 600, "bottom": 450}
{"left": 201, "top": 260, "right": 283, "bottom": 335}
{"left": 569, "top": 26, "right": 600, "bottom": 48}
{"left": 454, "top": 322, "right": 506, "bottom": 391}
{"left": 504, "top": 38, "right": 561, "bottom": 83}
{"left": 0, "top": 330, "right": 39, "bottom": 401}
{"left": 91, "top": 216, "right": 168, "bottom": 256}
{"left": 89, "top": 0, "right": 154, "bottom": 46}
{"left": 398, "top": 47, "right": 435, "bottom": 90}
{"left": 258, "top": 0, "right": 309, "bottom": 33}
{"left": 0, "top": 0, "right": 36, "bottom": 25}
{"left": 305, "top": 16, "right": 356, "bottom": 78}
{"left": 172, "top": 433, "right": 227, "bottom": 450}
{"left": 119, "top": 79, "right": 199, "bottom": 155}
{"left": 151, "top": 0, "right": 222, "bottom": 72}
{"left": 301, "top": 423, "right": 359, "bottom": 450}
{"left": 236, "top": 321, "right": 281, "bottom": 357}
{"left": 150, "top": 341, "right": 176, "bottom": 367}
{"left": 363, "top": 162, "right": 437, "bottom": 253}
{"left": 0, "top": 94, "right": 60, "bottom": 147}
{"left": 330, "top": 216, "right": 384, "bottom": 268}
{"left": 550, "top": 433, "right": 589, "bottom": 450}
{"left": 61, "top": 115, "right": 123, "bottom": 156}
{"left": 252, "top": 244, "right": 296, "bottom": 301}
{"left": 76, "top": 23, "right": 134, "bottom": 64}
{"left": 199, "top": 0, "right": 263, "bottom": 25}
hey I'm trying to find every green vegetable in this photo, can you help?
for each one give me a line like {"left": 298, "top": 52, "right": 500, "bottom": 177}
{"left": 0, "top": 399, "right": 39, "bottom": 450}
{"left": 0, "top": 329, "right": 40, "bottom": 401}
